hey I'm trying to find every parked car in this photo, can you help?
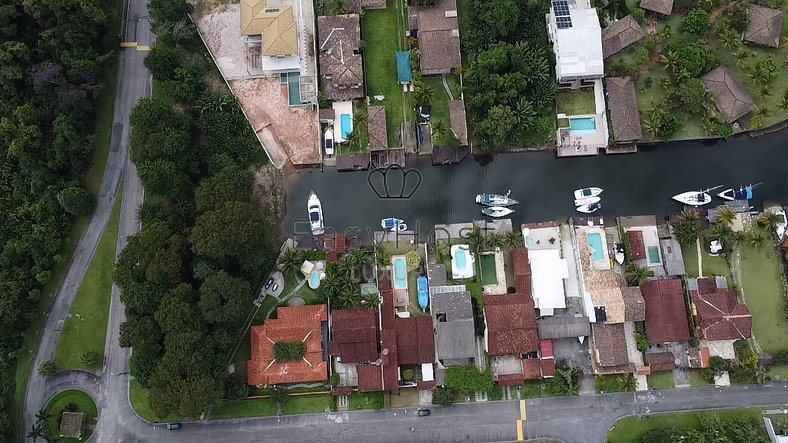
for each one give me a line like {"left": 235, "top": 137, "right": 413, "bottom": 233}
{"left": 264, "top": 277, "right": 275, "bottom": 289}
{"left": 271, "top": 283, "right": 279, "bottom": 292}
{"left": 417, "top": 409, "right": 430, "bottom": 417}
{"left": 166, "top": 423, "right": 182, "bottom": 430}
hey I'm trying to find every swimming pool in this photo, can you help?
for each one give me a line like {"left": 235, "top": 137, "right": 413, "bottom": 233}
{"left": 587, "top": 232, "right": 605, "bottom": 261}
{"left": 309, "top": 270, "right": 320, "bottom": 289}
{"left": 647, "top": 246, "right": 661, "bottom": 264}
{"left": 451, "top": 244, "right": 476, "bottom": 279}
{"left": 570, "top": 117, "right": 596, "bottom": 134}
{"left": 392, "top": 256, "right": 407, "bottom": 290}
{"left": 340, "top": 113, "right": 352, "bottom": 139}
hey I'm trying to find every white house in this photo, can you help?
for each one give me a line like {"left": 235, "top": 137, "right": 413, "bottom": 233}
{"left": 546, "top": 0, "right": 604, "bottom": 87}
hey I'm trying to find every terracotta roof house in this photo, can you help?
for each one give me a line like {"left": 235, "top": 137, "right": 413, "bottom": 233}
{"left": 512, "top": 248, "right": 533, "bottom": 296}
{"left": 647, "top": 351, "right": 677, "bottom": 372}
{"left": 627, "top": 230, "right": 646, "bottom": 260}
{"left": 745, "top": 5, "right": 783, "bottom": 48}
{"left": 367, "top": 105, "right": 388, "bottom": 151}
{"left": 318, "top": 14, "right": 364, "bottom": 101}
{"left": 247, "top": 305, "right": 328, "bottom": 385}
{"left": 395, "top": 315, "right": 436, "bottom": 365}
{"left": 640, "top": 279, "right": 691, "bottom": 344}
{"left": 357, "top": 363, "right": 384, "bottom": 391}
{"left": 448, "top": 100, "right": 468, "bottom": 145}
{"left": 591, "top": 323, "right": 630, "bottom": 372}
{"left": 690, "top": 278, "right": 752, "bottom": 341}
{"left": 412, "top": 0, "right": 461, "bottom": 75}
{"left": 605, "top": 77, "right": 643, "bottom": 142}
{"left": 498, "top": 373, "right": 526, "bottom": 386}
{"left": 484, "top": 295, "right": 539, "bottom": 357}
{"left": 240, "top": 0, "right": 299, "bottom": 56}
{"left": 640, "top": 0, "right": 673, "bottom": 16}
{"left": 602, "top": 16, "right": 645, "bottom": 59}
{"left": 523, "top": 359, "right": 543, "bottom": 380}
{"left": 432, "top": 289, "right": 475, "bottom": 365}
{"left": 329, "top": 308, "right": 378, "bottom": 363}
{"left": 689, "top": 346, "right": 711, "bottom": 369}
{"left": 702, "top": 66, "right": 755, "bottom": 124}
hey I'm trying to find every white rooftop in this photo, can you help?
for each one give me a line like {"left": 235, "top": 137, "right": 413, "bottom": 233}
{"left": 547, "top": 4, "right": 604, "bottom": 81}
{"left": 529, "top": 249, "right": 569, "bottom": 314}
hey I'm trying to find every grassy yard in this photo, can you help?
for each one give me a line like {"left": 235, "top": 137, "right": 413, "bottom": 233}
{"left": 595, "top": 375, "right": 627, "bottom": 394}
{"left": 556, "top": 89, "right": 596, "bottom": 115}
{"left": 45, "top": 389, "right": 99, "bottom": 443}
{"left": 53, "top": 184, "right": 123, "bottom": 371}
{"left": 680, "top": 235, "right": 732, "bottom": 284}
{"left": 521, "top": 380, "right": 556, "bottom": 398}
{"left": 129, "top": 380, "right": 183, "bottom": 423}
{"left": 606, "top": 407, "right": 767, "bottom": 443}
{"left": 211, "top": 397, "right": 278, "bottom": 419}
{"left": 689, "top": 370, "right": 711, "bottom": 387}
{"left": 363, "top": 0, "right": 407, "bottom": 146}
{"left": 646, "top": 371, "right": 675, "bottom": 389}
{"left": 339, "top": 101, "right": 370, "bottom": 155}
{"left": 281, "top": 394, "right": 334, "bottom": 414}
{"left": 737, "top": 227, "right": 788, "bottom": 356}
{"left": 348, "top": 392, "right": 385, "bottom": 410}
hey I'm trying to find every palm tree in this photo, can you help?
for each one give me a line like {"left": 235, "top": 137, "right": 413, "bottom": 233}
{"left": 415, "top": 83, "right": 434, "bottom": 105}
{"left": 347, "top": 249, "right": 368, "bottom": 268}
{"left": 760, "top": 86, "right": 772, "bottom": 100}
{"left": 672, "top": 211, "right": 701, "bottom": 246}
{"left": 715, "top": 206, "right": 737, "bottom": 226}
{"left": 625, "top": 262, "right": 654, "bottom": 286}
{"left": 659, "top": 50, "right": 679, "bottom": 73}
{"left": 321, "top": 272, "right": 340, "bottom": 297}
{"left": 431, "top": 119, "right": 448, "bottom": 141}
{"left": 642, "top": 118, "right": 659, "bottom": 139}
{"left": 618, "top": 373, "right": 637, "bottom": 392}
{"left": 733, "top": 230, "right": 748, "bottom": 248}
{"left": 709, "top": 222, "right": 733, "bottom": 243}
{"left": 749, "top": 229, "right": 768, "bottom": 250}
{"left": 661, "top": 24, "right": 673, "bottom": 40}
{"left": 487, "top": 232, "right": 506, "bottom": 250}
{"left": 80, "top": 350, "right": 99, "bottom": 367}
{"left": 732, "top": 49, "right": 751, "bottom": 70}
{"left": 329, "top": 0, "right": 349, "bottom": 14}
{"left": 27, "top": 423, "right": 46, "bottom": 443}
{"left": 759, "top": 211, "right": 782, "bottom": 233}
{"left": 34, "top": 407, "right": 51, "bottom": 425}
{"left": 719, "top": 28, "right": 740, "bottom": 50}
{"left": 280, "top": 248, "right": 303, "bottom": 277}
{"left": 504, "top": 231, "right": 523, "bottom": 250}
{"left": 778, "top": 95, "right": 788, "bottom": 112}
{"left": 375, "top": 247, "right": 391, "bottom": 268}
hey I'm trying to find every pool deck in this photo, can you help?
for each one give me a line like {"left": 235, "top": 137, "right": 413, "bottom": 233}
{"left": 332, "top": 101, "right": 354, "bottom": 143}
{"left": 450, "top": 244, "right": 475, "bottom": 280}
{"left": 556, "top": 80, "right": 610, "bottom": 158}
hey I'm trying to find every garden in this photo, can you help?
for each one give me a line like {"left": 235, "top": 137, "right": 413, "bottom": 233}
{"left": 606, "top": 408, "right": 768, "bottom": 442}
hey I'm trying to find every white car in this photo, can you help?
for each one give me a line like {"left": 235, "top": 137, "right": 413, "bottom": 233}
{"left": 324, "top": 128, "right": 334, "bottom": 156}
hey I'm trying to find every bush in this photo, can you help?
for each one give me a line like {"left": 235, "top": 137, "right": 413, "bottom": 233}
{"left": 683, "top": 9, "right": 710, "bottom": 35}
{"left": 224, "top": 373, "right": 249, "bottom": 401}
{"left": 444, "top": 365, "right": 494, "bottom": 395}
{"left": 432, "top": 387, "right": 455, "bottom": 405}
{"left": 715, "top": 123, "right": 734, "bottom": 139}
{"left": 57, "top": 186, "right": 94, "bottom": 215}
{"left": 632, "top": 7, "right": 645, "bottom": 24}
{"left": 636, "top": 48, "right": 651, "bottom": 66}
{"left": 726, "top": 3, "right": 750, "bottom": 33}
{"left": 273, "top": 342, "right": 306, "bottom": 362}
{"left": 643, "top": 35, "right": 656, "bottom": 52}
{"left": 403, "top": 369, "right": 414, "bottom": 381}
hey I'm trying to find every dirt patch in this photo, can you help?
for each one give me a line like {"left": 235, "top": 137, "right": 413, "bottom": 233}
{"left": 254, "top": 164, "right": 286, "bottom": 239}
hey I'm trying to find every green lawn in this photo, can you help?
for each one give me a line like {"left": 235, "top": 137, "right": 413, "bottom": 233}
{"left": 738, "top": 227, "right": 788, "bottom": 355}
{"left": 424, "top": 76, "right": 454, "bottom": 145}
{"left": 362, "top": 0, "right": 407, "bottom": 146}
{"left": 281, "top": 394, "right": 334, "bottom": 414}
{"left": 129, "top": 380, "right": 183, "bottom": 423}
{"left": 53, "top": 184, "right": 123, "bottom": 371}
{"left": 689, "top": 370, "right": 711, "bottom": 387}
{"left": 339, "top": 101, "right": 370, "bottom": 155}
{"left": 556, "top": 89, "right": 596, "bottom": 115}
{"left": 211, "top": 398, "right": 278, "bottom": 419}
{"left": 521, "top": 380, "right": 556, "bottom": 398}
{"left": 595, "top": 375, "right": 627, "bottom": 394}
{"left": 679, "top": 234, "right": 732, "bottom": 284}
{"left": 606, "top": 408, "right": 767, "bottom": 443}
{"left": 348, "top": 392, "right": 385, "bottom": 410}
{"left": 44, "top": 389, "right": 99, "bottom": 443}
{"left": 646, "top": 371, "right": 675, "bottom": 389}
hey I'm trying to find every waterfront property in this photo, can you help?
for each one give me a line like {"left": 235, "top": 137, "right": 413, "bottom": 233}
{"left": 317, "top": 14, "right": 365, "bottom": 102}
{"left": 689, "top": 277, "right": 752, "bottom": 360}
{"left": 701, "top": 66, "right": 755, "bottom": 125}
{"left": 450, "top": 244, "right": 475, "bottom": 279}
{"left": 409, "top": 0, "right": 461, "bottom": 76}
{"left": 605, "top": 76, "right": 642, "bottom": 147}
{"left": 619, "top": 215, "right": 664, "bottom": 276}
{"left": 640, "top": 279, "right": 690, "bottom": 345}
{"left": 430, "top": 285, "right": 476, "bottom": 366}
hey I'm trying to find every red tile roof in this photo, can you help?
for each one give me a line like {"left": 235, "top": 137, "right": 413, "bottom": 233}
{"left": 331, "top": 386, "right": 353, "bottom": 396}
{"left": 592, "top": 323, "right": 630, "bottom": 368}
{"left": 689, "top": 346, "right": 711, "bottom": 369}
{"left": 647, "top": 352, "right": 676, "bottom": 372}
{"left": 627, "top": 231, "right": 646, "bottom": 260}
{"left": 691, "top": 279, "right": 752, "bottom": 341}
{"left": 357, "top": 364, "right": 384, "bottom": 392}
{"left": 381, "top": 290, "right": 395, "bottom": 330}
{"left": 395, "top": 316, "right": 435, "bottom": 364}
{"left": 381, "top": 329, "right": 399, "bottom": 390}
{"left": 497, "top": 373, "right": 525, "bottom": 386}
{"left": 512, "top": 248, "right": 531, "bottom": 276}
{"left": 515, "top": 275, "right": 532, "bottom": 297}
{"left": 522, "top": 359, "right": 543, "bottom": 380}
{"left": 484, "top": 295, "right": 538, "bottom": 357}
{"left": 540, "top": 357, "right": 556, "bottom": 378}
{"left": 640, "top": 279, "right": 691, "bottom": 343}
{"left": 540, "top": 339, "right": 553, "bottom": 358}
{"left": 330, "top": 309, "right": 379, "bottom": 363}
{"left": 417, "top": 380, "right": 437, "bottom": 391}
{"left": 247, "top": 305, "right": 328, "bottom": 386}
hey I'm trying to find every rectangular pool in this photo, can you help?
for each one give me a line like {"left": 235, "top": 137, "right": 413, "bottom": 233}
{"left": 570, "top": 117, "right": 596, "bottom": 134}
{"left": 480, "top": 254, "right": 497, "bottom": 285}
{"left": 587, "top": 232, "right": 605, "bottom": 261}
{"left": 647, "top": 246, "right": 661, "bottom": 264}
{"left": 391, "top": 256, "right": 408, "bottom": 290}
{"left": 340, "top": 113, "right": 352, "bottom": 139}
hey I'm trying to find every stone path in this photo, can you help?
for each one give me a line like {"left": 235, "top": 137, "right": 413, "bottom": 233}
{"left": 696, "top": 237, "right": 704, "bottom": 277}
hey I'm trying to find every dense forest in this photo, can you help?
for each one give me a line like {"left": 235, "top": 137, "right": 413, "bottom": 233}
{"left": 0, "top": 0, "right": 116, "bottom": 438}
{"left": 116, "top": 0, "right": 278, "bottom": 418}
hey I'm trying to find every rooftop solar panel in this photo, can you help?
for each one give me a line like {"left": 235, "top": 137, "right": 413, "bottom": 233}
{"left": 556, "top": 16, "right": 573, "bottom": 29}
{"left": 552, "top": 0, "right": 571, "bottom": 16}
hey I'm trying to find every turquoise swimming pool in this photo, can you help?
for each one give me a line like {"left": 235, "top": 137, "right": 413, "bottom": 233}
{"left": 392, "top": 256, "right": 407, "bottom": 290}
{"left": 570, "top": 117, "right": 596, "bottom": 134}
{"left": 648, "top": 246, "right": 661, "bottom": 264}
{"left": 341, "top": 113, "right": 352, "bottom": 139}
{"left": 455, "top": 249, "right": 467, "bottom": 268}
{"left": 587, "top": 232, "right": 605, "bottom": 261}
{"left": 309, "top": 271, "right": 320, "bottom": 289}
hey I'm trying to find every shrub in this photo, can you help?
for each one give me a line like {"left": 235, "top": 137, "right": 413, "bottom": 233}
{"left": 432, "top": 387, "right": 455, "bottom": 405}
{"left": 632, "top": 7, "right": 645, "bottom": 24}
{"left": 715, "top": 123, "right": 734, "bottom": 139}
{"left": 683, "top": 8, "right": 710, "bottom": 35}
{"left": 643, "top": 35, "right": 656, "bottom": 52}
{"left": 274, "top": 342, "right": 306, "bottom": 362}
{"left": 726, "top": 3, "right": 750, "bottom": 33}
{"left": 636, "top": 47, "right": 650, "bottom": 66}
{"left": 224, "top": 373, "right": 249, "bottom": 401}
{"left": 403, "top": 369, "right": 414, "bottom": 381}
{"left": 57, "top": 186, "right": 94, "bottom": 216}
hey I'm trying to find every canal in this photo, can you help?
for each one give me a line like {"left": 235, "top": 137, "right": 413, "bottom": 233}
{"left": 283, "top": 130, "right": 788, "bottom": 238}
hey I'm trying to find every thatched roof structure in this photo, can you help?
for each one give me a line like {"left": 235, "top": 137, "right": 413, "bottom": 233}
{"left": 367, "top": 105, "right": 388, "bottom": 152}
{"left": 701, "top": 66, "right": 754, "bottom": 123}
{"left": 745, "top": 5, "right": 783, "bottom": 48}
{"left": 602, "top": 15, "right": 645, "bottom": 59}
{"left": 640, "top": 0, "right": 673, "bottom": 15}
{"left": 605, "top": 77, "right": 642, "bottom": 142}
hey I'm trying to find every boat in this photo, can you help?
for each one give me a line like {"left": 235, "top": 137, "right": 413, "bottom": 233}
{"left": 576, "top": 202, "right": 601, "bottom": 214}
{"left": 574, "top": 196, "right": 601, "bottom": 207}
{"left": 476, "top": 190, "right": 519, "bottom": 207}
{"left": 417, "top": 276, "right": 429, "bottom": 311}
{"left": 308, "top": 191, "right": 324, "bottom": 235}
{"left": 717, "top": 183, "right": 761, "bottom": 201}
{"left": 614, "top": 243, "right": 625, "bottom": 265}
{"left": 574, "top": 187, "right": 603, "bottom": 200}
{"left": 324, "top": 128, "right": 334, "bottom": 156}
{"left": 672, "top": 186, "right": 722, "bottom": 206}
{"left": 481, "top": 206, "right": 514, "bottom": 218}
{"left": 381, "top": 217, "right": 408, "bottom": 232}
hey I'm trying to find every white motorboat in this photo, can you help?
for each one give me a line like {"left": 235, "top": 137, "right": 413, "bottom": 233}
{"left": 576, "top": 202, "right": 601, "bottom": 214}
{"left": 482, "top": 206, "right": 514, "bottom": 218}
{"left": 574, "top": 196, "right": 601, "bottom": 207}
{"left": 476, "top": 190, "right": 519, "bottom": 207}
{"left": 574, "top": 187, "right": 603, "bottom": 200}
{"left": 717, "top": 183, "right": 761, "bottom": 201}
{"left": 308, "top": 191, "right": 324, "bottom": 235}
{"left": 324, "top": 128, "right": 334, "bottom": 156}
{"left": 672, "top": 186, "right": 721, "bottom": 206}
{"left": 381, "top": 217, "right": 407, "bottom": 232}
{"left": 614, "top": 243, "right": 625, "bottom": 265}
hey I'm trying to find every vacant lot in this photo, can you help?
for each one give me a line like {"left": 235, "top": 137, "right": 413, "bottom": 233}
{"left": 606, "top": 408, "right": 766, "bottom": 442}
{"left": 646, "top": 371, "right": 675, "bottom": 389}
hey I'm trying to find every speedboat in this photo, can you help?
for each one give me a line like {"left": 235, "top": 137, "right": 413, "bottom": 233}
{"left": 614, "top": 243, "right": 625, "bottom": 265}
{"left": 308, "top": 191, "right": 324, "bottom": 235}
{"left": 576, "top": 202, "right": 601, "bottom": 214}
{"left": 476, "top": 190, "right": 519, "bottom": 207}
{"left": 718, "top": 183, "right": 760, "bottom": 201}
{"left": 381, "top": 217, "right": 408, "bottom": 232}
{"left": 324, "top": 128, "right": 334, "bottom": 156}
{"left": 417, "top": 276, "right": 429, "bottom": 311}
{"left": 482, "top": 206, "right": 514, "bottom": 218}
{"left": 574, "top": 196, "right": 601, "bottom": 207}
{"left": 574, "top": 187, "right": 603, "bottom": 200}
{"left": 672, "top": 186, "right": 722, "bottom": 206}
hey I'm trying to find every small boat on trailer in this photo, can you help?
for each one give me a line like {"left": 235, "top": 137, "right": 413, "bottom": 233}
{"left": 381, "top": 217, "right": 408, "bottom": 232}
{"left": 576, "top": 202, "right": 601, "bottom": 214}
{"left": 476, "top": 190, "right": 519, "bottom": 207}
{"left": 718, "top": 183, "right": 761, "bottom": 201}
{"left": 482, "top": 206, "right": 514, "bottom": 218}
{"left": 574, "top": 187, "right": 603, "bottom": 200}
{"left": 672, "top": 186, "right": 722, "bottom": 206}
{"left": 308, "top": 191, "right": 324, "bottom": 235}
{"left": 574, "top": 196, "right": 601, "bottom": 207}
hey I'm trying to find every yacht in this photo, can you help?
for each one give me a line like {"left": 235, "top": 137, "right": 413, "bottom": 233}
{"left": 308, "top": 191, "right": 324, "bottom": 235}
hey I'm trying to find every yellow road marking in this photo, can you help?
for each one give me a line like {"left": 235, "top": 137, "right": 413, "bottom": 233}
{"left": 120, "top": 42, "right": 137, "bottom": 48}
{"left": 517, "top": 419, "right": 524, "bottom": 441}
{"left": 520, "top": 399, "right": 527, "bottom": 420}
{"left": 136, "top": 45, "right": 151, "bottom": 52}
